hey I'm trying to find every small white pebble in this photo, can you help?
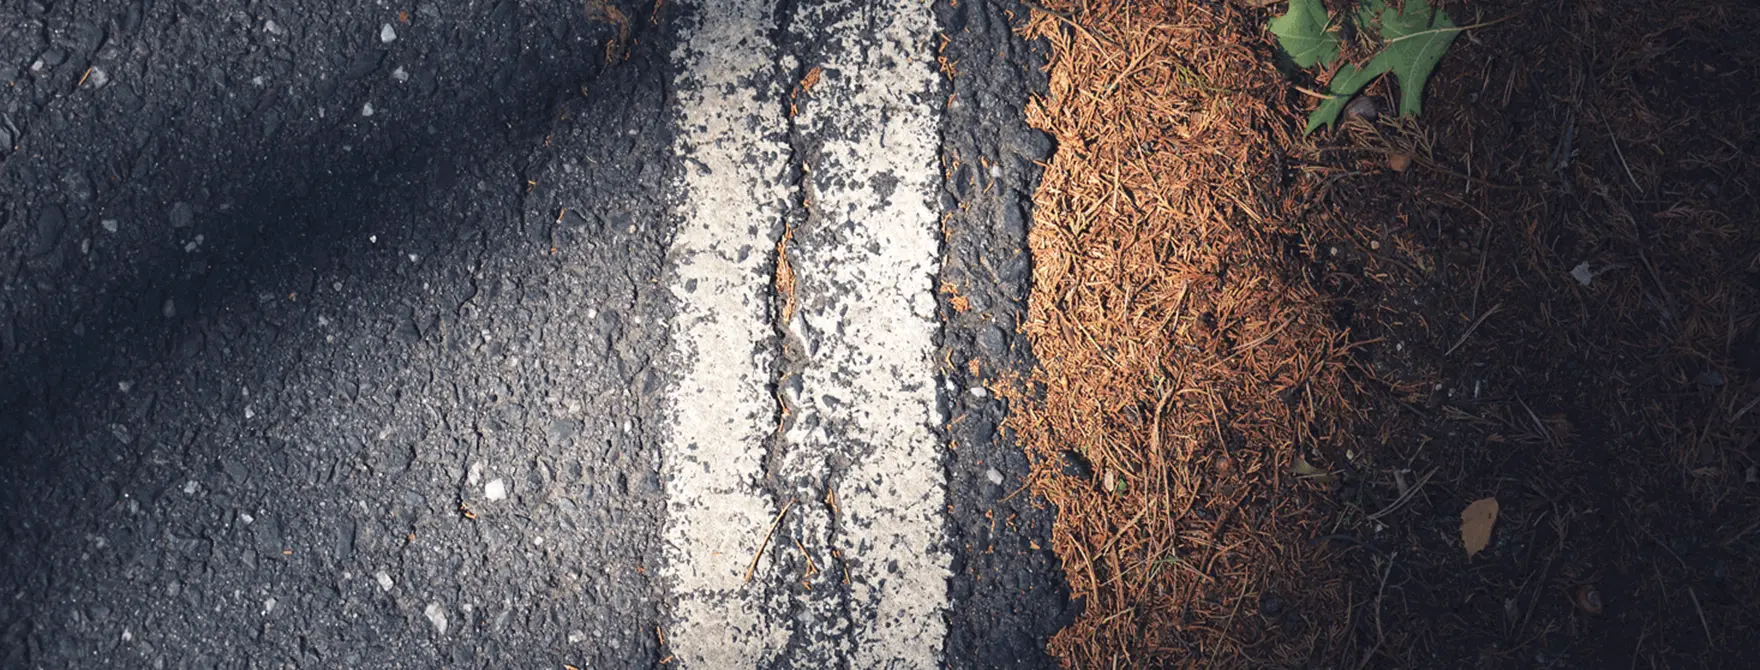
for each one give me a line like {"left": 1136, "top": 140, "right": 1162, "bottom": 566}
{"left": 424, "top": 602, "right": 448, "bottom": 635}
{"left": 968, "top": 386, "right": 989, "bottom": 398}
{"left": 380, "top": 23, "right": 398, "bottom": 43}
{"left": 361, "top": 102, "right": 375, "bottom": 117}
{"left": 121, "top": 628, "right": 133, "bottom": 642}
{"left": 245, "top": 406, "right": 255, "bottom": 420}
{"left": 533, "top": 536, "right": 545, "bottom": 546}
{"left": 182, "top": 480, "right": 199, "bottom": 495}
{"left": 117, "top": 380, "right": 132, "bottom": 392}
{"left": 374, "top": 571, "right": 394, "bottom": 592}
{"left": 392, "top": 66, "right": 409, "bottom": 82}
{"left": 101, "top": 219, "right": 118, "bottom": 233}
{"left": 484, "top": 478, "right": 507, "bottom": 501}
{"left": 239, "top": 512, "right": 254, "bottom": 525}
{"left": 262, "top": 597, "right": 277, "bottom": 616}
{"left": 265, "top": 19, "right": 284, "bottom": 36}
{"left": 985, "top": 468, "right": 1003, "bottom": 486}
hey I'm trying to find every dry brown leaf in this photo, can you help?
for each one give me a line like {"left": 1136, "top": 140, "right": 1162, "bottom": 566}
{"left": 1460, "top": 496, "right": 1499, "bottom": 558}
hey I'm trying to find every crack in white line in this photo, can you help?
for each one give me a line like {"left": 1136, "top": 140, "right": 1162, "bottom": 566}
{"left": 784, "top": 1, "right": 950, "bottom": 667}
{"left": 663, "top": 0, "right": 947, "bottom": 667}
{"left": 661, "top": 0, "right": 792, "bottom": 666}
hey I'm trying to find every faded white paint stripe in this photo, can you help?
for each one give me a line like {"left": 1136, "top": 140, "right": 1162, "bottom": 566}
{"left": 786, "top": 0, "right": 951, "bottom": 667}
{"left": 661, "top": 0, "right": 790, "bottom": 667}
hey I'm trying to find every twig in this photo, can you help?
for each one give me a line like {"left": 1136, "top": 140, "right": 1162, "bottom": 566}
{"left": 1688, "top": 587, "right": 1714, "bottom": 650}
{"left": 1378, "top": 14, "right": 1520, "bottom": 48}
{"left": 1367, "top": 467, "right": 1437, "bottom": 521}
{"left": 1515, "top": 396, "right": 1557, "bottom": 446}
{"left": 1021, "top": 1, "right": 1122, "bottom": 49}
{"left": 1599, "top": 109, "right": 1642, "bottom": 193}
{"left": 1445, "top": 303, "right": 1503, "bottom": 356}
{"left": 745, "top": 498, "right": 797, "bottom": 583}
{"left": 1293, "top": 85, "right": 1339, "bottom": 100}
{"left": 1225, "top": 319, "right": 1291, "bottom": 360}
{"left": 1306, "top": 146, "right": 1523, "bottom": 190}
{"left": 1355, "top": 552, "right": 1398, "bottom": 670}
{"left": 1729, "top": 392, "right": 1760, "bottom": 423}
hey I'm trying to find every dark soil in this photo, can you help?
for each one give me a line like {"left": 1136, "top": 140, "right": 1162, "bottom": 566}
{"left": 1295, "top": 0, "right": 1760, "bottom": 665}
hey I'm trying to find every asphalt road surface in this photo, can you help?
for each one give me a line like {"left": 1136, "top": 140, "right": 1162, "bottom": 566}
{"left": 0, "top": 0, "right": 1071, "bottom": 667}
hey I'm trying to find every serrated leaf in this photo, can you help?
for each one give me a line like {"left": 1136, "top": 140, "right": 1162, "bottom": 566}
{"left": 1368, "top": 0, "right": 1459, "bottom": 116}
{"left": 1302, "top": 0, "right": 1459, "bottom": 134}
{"left": 1304, "top": 60, "right": 1393, "bottom": 134}
{"left": 1270, "top": 0, "right": 1340, "bottom": 69}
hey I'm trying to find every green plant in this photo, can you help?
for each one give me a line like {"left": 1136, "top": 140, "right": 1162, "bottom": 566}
{"left": 1270, "top": 0, "right": 1461, "bottom": 134}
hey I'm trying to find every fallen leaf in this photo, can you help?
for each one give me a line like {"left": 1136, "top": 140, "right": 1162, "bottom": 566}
{"left": 1292, "top": 454, "right": 1336, "bottom": 485}
{"left": 1269, "top": 0, "right": 1341, "bottom": 68}
{"left": 1303, "top": 0, "right": 1460, "bottom": 133}
{"left": 1460, "top": 496, "right": 1499, "bottom": 558}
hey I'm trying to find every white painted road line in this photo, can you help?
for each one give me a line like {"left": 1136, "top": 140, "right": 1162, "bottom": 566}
{"left": 661, "top": 0, "right": 791, "bottom": 667}
{"left": 785, "top": 0, "right": 951, "bottom": 668}
{"left": 663, "top": 0, "right": 949, "bottom": 667}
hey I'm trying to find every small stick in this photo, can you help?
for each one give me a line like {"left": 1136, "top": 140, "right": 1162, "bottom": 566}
{"left": 745, "top": 498, "right": 797, "bottom": 583}
{"left": 1689, "top": 587, "right": 1714, "bottom": 649}
{"left": 1356, "top": 552, "right": 1397, "bottom": 670}
{"left": 1601, "top": 110, "right": 1642, "bottom": 193}
{"left": 1515, "top": 396, "right": 1558, "bottom": 447}
{"left": 1445, "top": 303, "right": 1503, "bottom": 356}
{"left": 1730, "top": 392, "right": 1760, "bottom": 423}
{"left": 1367, "top": 467, "right": 1436, "bottom": 521}
{"left": 1021, "top": 1, "right": 1122, "bottom": 49}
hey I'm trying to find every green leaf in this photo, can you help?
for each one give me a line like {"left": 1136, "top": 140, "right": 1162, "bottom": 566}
{"left": 1269, "top": 0, "right": 1340, "bottom": 69}
{"left": 1368, "top": 0, "right": 1459, "bottom": 116}
{"left": 1303, "top": 0, "right": 1458, "bottom": 133}
{"left": 1304, "top": 60, "right": 1391, "bottom": 134}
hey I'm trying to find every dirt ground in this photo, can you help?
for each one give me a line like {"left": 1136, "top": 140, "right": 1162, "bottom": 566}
{"left": 1011, "top": 0, "right": 1760, "bottom": 666}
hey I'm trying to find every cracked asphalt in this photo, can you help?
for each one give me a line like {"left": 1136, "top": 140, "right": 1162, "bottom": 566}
{"left": 0, "top": 0, "right": 1072, "bottom": 667}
